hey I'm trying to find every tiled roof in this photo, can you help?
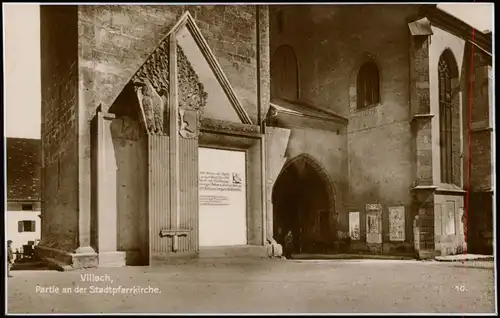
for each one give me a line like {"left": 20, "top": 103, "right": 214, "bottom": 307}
{"left": 422, "top": 5, "right": 492, "bottom": 56}
{"left": 266, "top": 99, "right": 348, "bottom": 133}
{"left": 6, "top": 138, "right": 41, "bottom": 201}
{"left": 269, "top": 99, "right": 348, "bottom": 124}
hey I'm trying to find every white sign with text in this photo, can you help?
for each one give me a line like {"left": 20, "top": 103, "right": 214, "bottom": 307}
{"left": 198, "top": 147, "right": 247, "bottom": 247}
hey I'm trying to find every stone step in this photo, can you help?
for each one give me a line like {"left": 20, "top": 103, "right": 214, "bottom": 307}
{"left": 198, "top": 245, "right": 268, "bottom": 259}
{"left": 44, "top": 257, "right": 73, "bottom": 272}
{"left": 98, "top": 251, "right": 126, "bottom": 267}
{"left": 435, "top": 254, "right": 494, "bottom": 262}
{"left": 11, "top": 261, "right": 49, "bottom": 271}
{"left": 292, "top": 253, "right": 415, "bottom": 260}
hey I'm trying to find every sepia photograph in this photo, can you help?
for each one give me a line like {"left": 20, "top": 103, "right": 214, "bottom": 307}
{"left": 3, "top": 2, "right": 496, "bottom": 314}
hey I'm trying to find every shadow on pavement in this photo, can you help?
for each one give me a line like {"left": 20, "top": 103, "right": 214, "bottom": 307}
{"left": 452, "top": 265, "right": 493, "bottom": 270}
{"left": 289, "top": 253, "right": 415, "bottom": 261}
{"left": 445, "top": 262, "right": 495, "bottom": 270}
{"left": 11, "top": 259, "right": 55, "bottom": 271}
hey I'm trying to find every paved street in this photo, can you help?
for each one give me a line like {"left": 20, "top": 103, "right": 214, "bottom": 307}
{"left": 7, "top": 258, "right": 496, "bottom": 314}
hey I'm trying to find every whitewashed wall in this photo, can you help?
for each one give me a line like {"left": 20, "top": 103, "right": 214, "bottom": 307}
{"left": 6, "top": 203, "right": 41, "bottom": 251}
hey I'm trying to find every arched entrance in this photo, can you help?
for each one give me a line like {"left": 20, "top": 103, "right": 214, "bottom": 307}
{"left": 272, "top": 154, "right": 336, "bottom": 254}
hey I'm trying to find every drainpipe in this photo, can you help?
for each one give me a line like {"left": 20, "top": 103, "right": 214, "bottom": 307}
{"left": 257, "top": 5, "right": 262, "bottom": 130}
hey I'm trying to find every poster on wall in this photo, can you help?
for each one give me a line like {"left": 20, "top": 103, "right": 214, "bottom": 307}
{"left": 198, "top": 147, "right": 247, "bottom": 247}
{"left": 349, "top": 212, "right": 360, "bottom": 240}
{"left": 444, "top": 201, "right": 456, "bottom": 236}
{"left": 365, "top": 204, "right": 382, "bottom": 244}
{"left": 388, "top": 206, "right": 405, "bottom": 242}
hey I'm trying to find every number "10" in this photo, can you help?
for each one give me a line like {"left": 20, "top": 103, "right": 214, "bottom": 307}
{"left": 455, "top": 285, "right": 467, "bottom": 292}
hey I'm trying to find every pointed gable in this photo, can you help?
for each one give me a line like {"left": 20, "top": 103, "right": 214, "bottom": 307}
{"left": 110, "top": 11, "right": 252, "bottom": 134}
{"left": 175, "top": 26, "right": 242, "bottom": 124}
{"left": 171, "top": 12, "right": 252, "bottom": 125}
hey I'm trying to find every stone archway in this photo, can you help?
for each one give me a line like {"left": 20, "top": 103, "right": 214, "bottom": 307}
{"left": 272, "top": 154, "right": 336, "bottom": 254}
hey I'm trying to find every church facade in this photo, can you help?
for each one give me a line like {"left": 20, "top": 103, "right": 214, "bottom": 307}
{"left": 37, "top": 4, "right": 493, "bottom": 268}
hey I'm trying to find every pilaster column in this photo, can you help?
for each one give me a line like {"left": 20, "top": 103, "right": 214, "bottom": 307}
{"left": 408, "top": 21, "right": 436, "bottom": 259}
{"left": 257, "top": 5, "right": 270, "bottom": 244}
{"left": 95, "top": 108, "right": 125, "bottom": 266}
{"left": 409, "top": 33, "right": 434, "bottom": 187}
{"left": 75, "top": 89, "right": 96, "bottom": 256}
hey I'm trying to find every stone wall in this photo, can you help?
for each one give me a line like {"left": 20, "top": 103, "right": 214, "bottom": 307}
{"left": 467, "top": 52, "right": 493, "bottom": 254}
{"left": 470, "top": 131, "right": 493, "bottom": 189}
{"left": 469, "top": 64, "right": 493, "bottom": 191}
{"left": 40, "top": 6, "right": 80, "bottom": 252}
{"left": 270, "top": 5, "right": 420, "bottom": 251}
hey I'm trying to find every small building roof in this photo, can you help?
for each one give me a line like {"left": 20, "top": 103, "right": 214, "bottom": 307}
{"left": 420, "top": 4, "right": 492, "bottom": 57}
{"left": 267, "top": 99, "right": 348, "bottom": 132}
{"left": 6, "top": 137, "right": 41, "bottom": 202}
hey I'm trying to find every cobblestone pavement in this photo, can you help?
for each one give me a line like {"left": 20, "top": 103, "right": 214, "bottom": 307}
{"left": 7, "top": 259, "right": 496, "bottom": 314}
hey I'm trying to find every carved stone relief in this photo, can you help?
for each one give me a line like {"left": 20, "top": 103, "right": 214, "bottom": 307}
{"left": 128, "top": 39, "right": 208, "bottom": 138}
{"left": 177, "top": 45, "right": 208, "bottom": 139}
{"left": 133, "top": 78, "right": 168, "bottom": 135}
{"left": 179, "top": 108, "right": 198, "bottom": 139}
{"left": 131, "top": 40, "right": 170, "bottom": 135}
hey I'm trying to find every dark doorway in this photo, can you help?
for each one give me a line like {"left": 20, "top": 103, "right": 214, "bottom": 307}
{"left": 272, "top": 155, "right": 335, "bottom": 254}
{"left": 468, "top": 192, "right": 493, "bottom": 254}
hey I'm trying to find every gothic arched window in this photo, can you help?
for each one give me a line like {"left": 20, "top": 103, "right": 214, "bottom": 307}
{"left": 438, "top": 49, "right": 459, "bottom": 184}
{"left": 277, "top": 9, "right": 285, "bottom": 34}
{"left": 356, "top": 62, "right": 380, "bottom": 109}
{"left": 271, "top": 45, "right": 299, "bottom": 101}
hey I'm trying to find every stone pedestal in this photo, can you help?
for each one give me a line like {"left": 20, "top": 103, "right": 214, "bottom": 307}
{"left": 411, "top": 189, "right": 437, "bottom": 259}
{"left": 35, "top": 246, "right": 98, "bottom": 271}
{"left": 98, "top": 251, "right": 127, "bottom": 267}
